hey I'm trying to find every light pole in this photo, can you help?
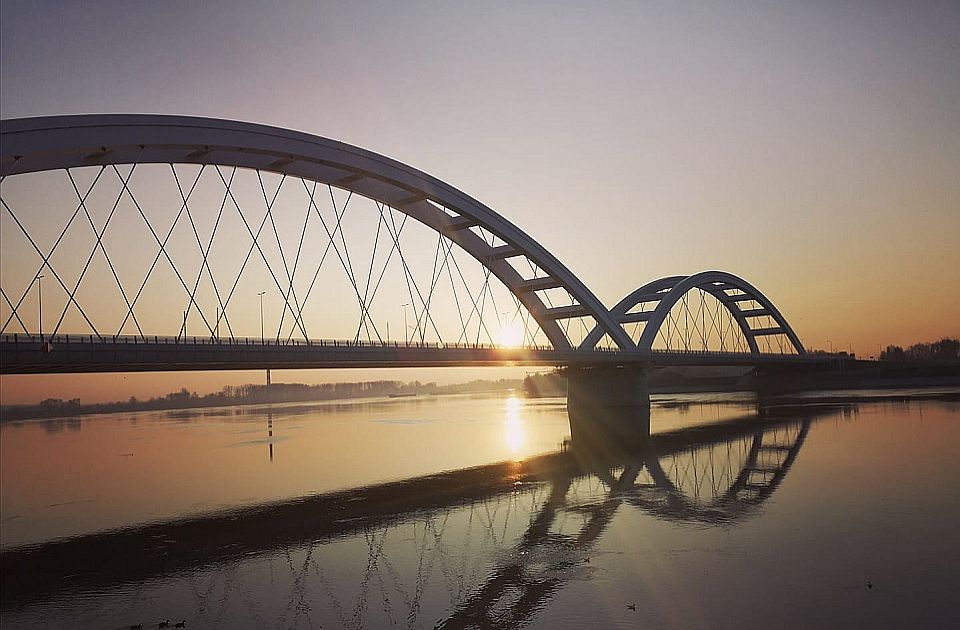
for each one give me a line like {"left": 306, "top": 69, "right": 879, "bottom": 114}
{"left": 401, "top": 303, "right": 410, "bottom": 345}
{"left": 258, "top": 291, "right": 266, "bottom": 344}
{"left": 827, "top": 339, "right": 833, "bottom": 353}
{"left": 35, "top": 274, "right": 44, "bottom": 341}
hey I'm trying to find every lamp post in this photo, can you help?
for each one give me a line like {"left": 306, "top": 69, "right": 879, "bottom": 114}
{"left": 401, "top": 303, "right": 410, "bottom": 345}
{"left": 35, "top": 274, "right": 44, "bottom": 342}
{"left": 827, "top": 339, "right": 833, "bottom": 353}
{"left": 258, "top": 291, "right": 266, "bottom": 344}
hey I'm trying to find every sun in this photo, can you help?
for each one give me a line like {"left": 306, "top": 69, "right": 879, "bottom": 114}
{"left": 496, "top": 321, "right": 524, "bottom": 347}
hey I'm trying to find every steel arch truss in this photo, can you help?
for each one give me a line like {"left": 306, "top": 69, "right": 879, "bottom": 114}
{"left": 582, "top": 271, "right": 805, "bottom": 355}
{"left": 0, "top": 115, "right": 634, "bottom": 350}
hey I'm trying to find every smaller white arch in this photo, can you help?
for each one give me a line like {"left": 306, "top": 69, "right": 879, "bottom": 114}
{"left": 581, "top": 271, "right": 805, "bottom": 355}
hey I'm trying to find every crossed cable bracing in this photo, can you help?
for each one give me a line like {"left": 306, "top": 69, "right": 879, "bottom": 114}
{"left": 0, "top": 164, "right": 550, "bottom": 347}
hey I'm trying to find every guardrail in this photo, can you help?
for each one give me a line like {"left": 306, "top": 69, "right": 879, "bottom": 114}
{"left": 0, "top": 333, "right": 556, "bottom": 351}
{"left": 1, "top": 333, "right": 816, "bottom": 360}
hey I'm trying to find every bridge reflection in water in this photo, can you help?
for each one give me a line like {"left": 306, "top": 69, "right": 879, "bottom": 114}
{"left": 1, "top": 404, "right": 827, "bottom": 627}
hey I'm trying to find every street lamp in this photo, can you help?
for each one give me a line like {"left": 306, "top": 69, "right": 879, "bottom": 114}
{"left": 826, "top": 339, "right": 833, "bottom": 353}
{"left": 401, "top": 303, "right": 410, "bottom": 345}
{"left": 258, "top": 291, "right": 266, "bottom": 343}
{"left": 35, "top": 274, "right": 44, "bottom": 342}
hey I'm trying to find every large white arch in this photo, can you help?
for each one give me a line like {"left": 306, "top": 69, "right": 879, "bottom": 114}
{"left": 0, "top": 115, "right": 635, "bottom": 350}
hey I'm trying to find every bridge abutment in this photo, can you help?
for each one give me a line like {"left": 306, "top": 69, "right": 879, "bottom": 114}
{"left": 567, "top": 366, "right": 651, "bottom": 452}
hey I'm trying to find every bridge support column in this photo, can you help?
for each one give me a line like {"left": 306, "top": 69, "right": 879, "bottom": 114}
{"left": 567, "top": 366, "right": 651, "bottom": 452}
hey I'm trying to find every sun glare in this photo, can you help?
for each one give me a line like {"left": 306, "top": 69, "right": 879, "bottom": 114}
{"left": 496, "top": 321, "right": 525, "bottom": 347}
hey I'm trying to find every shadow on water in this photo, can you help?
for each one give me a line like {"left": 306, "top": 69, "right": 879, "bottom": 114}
{"left": 0, "top": 400, "right": 842, "bottom": 621}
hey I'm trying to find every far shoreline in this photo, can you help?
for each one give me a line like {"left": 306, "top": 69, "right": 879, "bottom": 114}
{"left": 3, "top": 373, "right": 958, "bottom": 424}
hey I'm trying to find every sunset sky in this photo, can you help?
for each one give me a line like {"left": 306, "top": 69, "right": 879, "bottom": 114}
{"left": 1, "top": 0, "right": 958, "bottom": 404}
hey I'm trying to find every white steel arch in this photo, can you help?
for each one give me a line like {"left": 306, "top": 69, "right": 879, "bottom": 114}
{"left": 580, "top": 271, "right": 805, "bottom": 354}
{"left": 0, "top": 115, "right": 635, "bottom": 350}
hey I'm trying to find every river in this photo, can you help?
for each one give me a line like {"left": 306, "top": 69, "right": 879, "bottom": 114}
{"left": 1, "top": 388, "right": 958, "bottom": 629}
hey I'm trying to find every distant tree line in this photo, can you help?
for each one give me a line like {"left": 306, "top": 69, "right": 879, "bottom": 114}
{"left": 880, "top": 338, "right": 959, "bottom": 363}
{"left": 523, "top": 371, "right": 567, "bottom": 397}
{"left": 0, "top": 378, "right": 522, "bottom": 422}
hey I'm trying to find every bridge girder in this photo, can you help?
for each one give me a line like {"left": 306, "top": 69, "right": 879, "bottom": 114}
{"left": 0, "top": 115, "right": 636, "bottom": 351}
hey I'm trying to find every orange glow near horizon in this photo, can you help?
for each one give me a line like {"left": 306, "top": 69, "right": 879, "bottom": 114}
{"left": 0, "top": 366, "right": 539, "bottom": 406}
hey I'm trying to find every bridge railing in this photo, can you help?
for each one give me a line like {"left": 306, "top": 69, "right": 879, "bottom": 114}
{"left": 0, "top": 333, "right": 570, "bottom": 353}
{"left": 647, "top": 348, "right": 803, "bottom": 358}
{"left": 1, "top": 333, "right": 822, "bottom": 360}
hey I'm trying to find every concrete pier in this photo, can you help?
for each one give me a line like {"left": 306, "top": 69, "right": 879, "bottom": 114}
{"left": 566, "top": 366, "right": 651, "bottom": 451}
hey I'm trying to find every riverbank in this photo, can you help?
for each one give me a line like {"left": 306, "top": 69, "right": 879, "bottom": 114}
{"left": 4, "top": 362, "right": 958, "bottom": 422}
{"left": 0, "top": 377, "right": 523, "bottom": 422}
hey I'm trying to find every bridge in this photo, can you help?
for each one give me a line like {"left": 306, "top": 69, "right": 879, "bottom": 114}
{"left": 0, "top": 115, "right": 825, "bottom": 375}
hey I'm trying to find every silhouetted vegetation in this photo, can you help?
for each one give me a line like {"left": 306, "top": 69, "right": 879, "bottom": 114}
{"left": 523, "top": 371, "right": 568, "bottom": 397}
{"left": 880, "top": 338, "right": 959, "bottom": 363}
{"left": 0, "top": 378, "right": 522, "bottom": 422}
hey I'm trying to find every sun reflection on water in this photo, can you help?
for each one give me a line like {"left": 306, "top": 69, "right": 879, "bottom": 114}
{"left": 505, "top": 396, "right": 526, "bottom": 455}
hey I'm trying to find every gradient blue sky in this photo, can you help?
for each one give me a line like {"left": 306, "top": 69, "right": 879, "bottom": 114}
{"left": 1, "top": 0, "right": 958, "bottom": 402}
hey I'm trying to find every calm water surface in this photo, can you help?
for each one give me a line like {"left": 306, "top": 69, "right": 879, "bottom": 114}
{"left": 1, "top": 390, "right": 958, "bottom": 629}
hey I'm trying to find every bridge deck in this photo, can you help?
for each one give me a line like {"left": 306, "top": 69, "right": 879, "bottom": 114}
{"left": 1, "top": 334, "right": 827, "bottom": 374}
